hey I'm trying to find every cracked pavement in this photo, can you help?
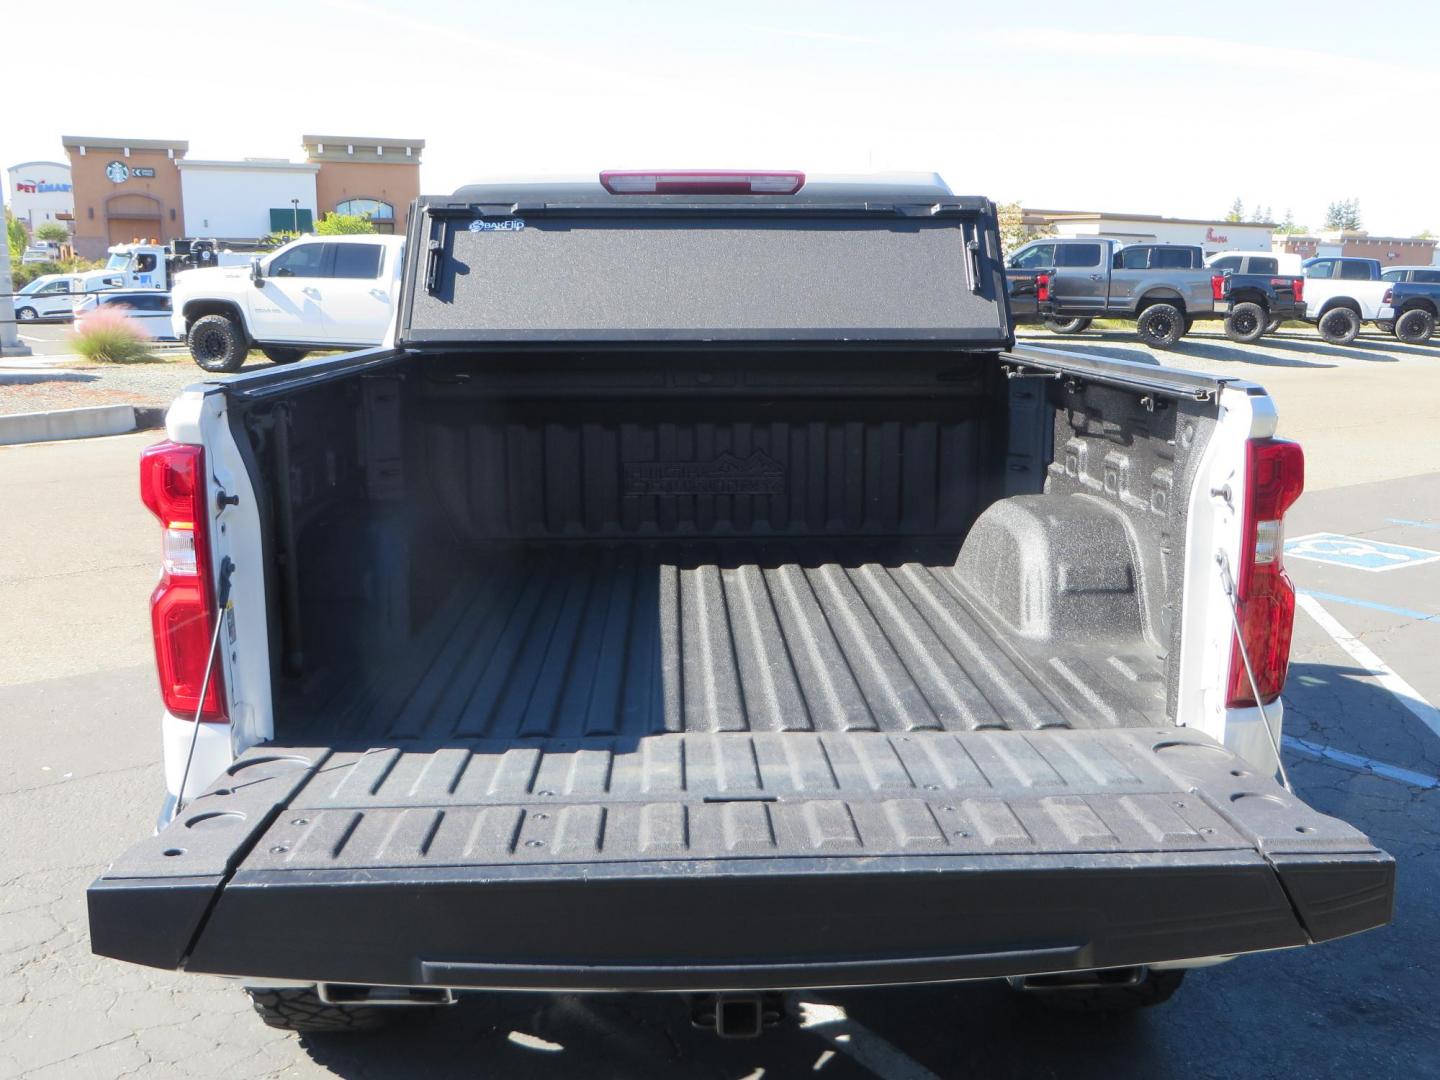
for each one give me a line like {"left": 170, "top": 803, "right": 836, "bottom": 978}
{"left": 2, "top": 331, "right": 1439, "bottom": 1077}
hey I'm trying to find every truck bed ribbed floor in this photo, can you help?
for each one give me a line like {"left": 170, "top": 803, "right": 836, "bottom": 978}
{"left": 295, "top": 542, "right": 1165, "bottom": 742}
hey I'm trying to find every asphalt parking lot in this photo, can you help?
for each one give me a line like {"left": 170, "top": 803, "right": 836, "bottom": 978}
{"left": 1, "top": 326, "right": 1438, "bottom": 1079}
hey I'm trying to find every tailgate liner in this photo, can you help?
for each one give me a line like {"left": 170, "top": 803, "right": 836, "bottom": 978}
{"left": 89, "top": 729, "right": 1393, "bottom": 990}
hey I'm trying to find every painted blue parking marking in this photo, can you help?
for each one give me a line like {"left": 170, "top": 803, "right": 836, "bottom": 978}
{"left": 1285, "top": 532, "right": 1440, "bottom": 572}
{"left": 1298, "top": 591, "right": 1440, "bottom": 623}
{"left": 1386, "top": 518, "right": 1440, "bottom": 531}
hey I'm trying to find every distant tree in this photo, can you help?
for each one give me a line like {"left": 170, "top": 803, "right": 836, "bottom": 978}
{"left": 1417, "top": 228, "right": 1434, "bottom": 240}
{"left": 316, "top": 213, "right": 376, "bottom": 235}
{"left": 995, "top": 200, "right": 1054, "bottom": 254}
{"left": 1275, "top": 209, "right": 1308, "bottom": 235}
{"left": 35, "top": 222, "right": 70, "bottom": 245}
{"left": 5, "top": 210, "right": 27, "bottom": 264}
{"left": 1225, "top": 197, "right": 1245, "bottom": 223}
{"left": 1250, "top": 205, "right": 1272, "bottom": 224}
{"left": 1324, "top": 198, "right": 1362, "bottom": 231}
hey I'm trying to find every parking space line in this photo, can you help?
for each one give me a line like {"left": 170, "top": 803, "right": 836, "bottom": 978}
{"left": 1284, "top": 736, "right": 1440, "bottom": 790}
{"left": 1297, "top": 593, "right": 1440, "bottom": 742}
{"left": 1299, "top": 590, "right": 1440, "bottom": 624}
{"left": 798, "top": 1001, "right": 941, "bottom": 1080}
{"left": 1387, "top": 518, "right": 1440, "bottom": 531}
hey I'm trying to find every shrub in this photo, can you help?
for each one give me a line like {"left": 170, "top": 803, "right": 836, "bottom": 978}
{"left": 11, "top": 261, "right": 64, "bottom": 287}
{"left": 69, "top": 306, "right": 154, "bottom": 363}
{"left": 35, "top": 222, "right": 70, "bottom": 245}
{"left": 316, "top": 213, "right": 375, "bottom": 235}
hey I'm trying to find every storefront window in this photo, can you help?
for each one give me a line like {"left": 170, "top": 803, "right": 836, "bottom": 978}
{"left": 335, "top": 198, "right": 394, "bottom": 222}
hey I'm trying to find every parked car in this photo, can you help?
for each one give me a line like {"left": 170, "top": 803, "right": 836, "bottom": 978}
{"left": 1006, "top": 238, "right": 1223, "bottom": 347}
{"left": 21, "top": 241, "right": 60, "bottom": 265}
{"left": 89, "top": 175, "right": 1392, "bottom": 1038}
{"left": 1199, "top": 253, "right": 1306, "bottom": 344}
{"left": 170, "top": 234, "right": 404, "bottom": 371}
{"left": 1300, "top": 257, "right": 1394, "bottom": 344}
{"left": 1381, "top": 280, "right": 1440, "bottom": 343}
{"left": 72, "top": 291, "right": 179, "bottom": 340}
{"left": 10, "top": 275, "right": 77, "bottom": 322}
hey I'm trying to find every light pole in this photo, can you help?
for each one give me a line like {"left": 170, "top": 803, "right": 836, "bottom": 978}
{"left": 291, "top": 198, "right": 300, "bottom": 234}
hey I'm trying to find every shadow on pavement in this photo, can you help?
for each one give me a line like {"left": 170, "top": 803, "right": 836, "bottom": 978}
{"left": 292, "top": 982, "right": 1184, "bottom": 1080}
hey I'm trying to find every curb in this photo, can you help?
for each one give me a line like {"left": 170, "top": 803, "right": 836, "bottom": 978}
{"left": 0, "top": 404, "right": 167, "bottom": 447}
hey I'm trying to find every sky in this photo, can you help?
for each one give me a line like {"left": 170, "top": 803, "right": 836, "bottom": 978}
{"left": 7, "top": 0, "right": 1440, "bottom": 235}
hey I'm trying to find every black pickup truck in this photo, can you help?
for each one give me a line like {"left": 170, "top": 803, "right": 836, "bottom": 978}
{"left": 1382, "top": 281, "right": 1440, "bottom": 344}
{"left": 89, "top": 173, "right": 1391, "bottom": 1040}
{"left": 1005, "top": 240, "right": 1302, "bottom": 346}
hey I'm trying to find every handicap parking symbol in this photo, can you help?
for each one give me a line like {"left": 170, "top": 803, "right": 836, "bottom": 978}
{"left": 1284, "top": 532, "right": 1440, "bottom": 572}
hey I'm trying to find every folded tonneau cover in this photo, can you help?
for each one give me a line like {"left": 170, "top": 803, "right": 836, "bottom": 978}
{"left": 89, "top": 727, "right": 1392, "bottom": 991}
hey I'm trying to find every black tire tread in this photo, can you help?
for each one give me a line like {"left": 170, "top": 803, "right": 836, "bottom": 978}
{"left": 1043, "top": 317, "right": 1092, "bottom": 335}
{"left": 188, "top": 314, "right": 248, "bottom": 373}
{"left": 1317, "top": 307, "right": 1360, "bottom": 346}
{"left": 1395, "top": 308, "right": 1435, "bottom": 345}
{"left": 1224, "top": 301, "right": 1268, "bottom": 344}
{"left": 1135, "top": 302, "right": 1185, "bottom": 349}
{"left": 246, "top": 988, "right": 395, "bottom": 1033}
{"left": 261, "top": 346, "right": 309, "bottom": 365}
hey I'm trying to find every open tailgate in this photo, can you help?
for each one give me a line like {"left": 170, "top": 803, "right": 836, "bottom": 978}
{"left": 89, "top": 728, "right": 1392, "bottom": 991}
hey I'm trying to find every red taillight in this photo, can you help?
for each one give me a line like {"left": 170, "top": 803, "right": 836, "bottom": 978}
{"left": 140, "top": 441, "right": 225, "bottom": 721}
{"left": 1292, "top": 277, "right": 1303, "bottom": 303}
{"left": 1226, "top": 438, "right": 1305, "bottom": 709}
{"left": 1211, "top": 274, "right": 1227, "bottom": 302}
{"left": 599, "top": 170, "right": 805, "bottom": 195}
{"left": 1383, "top": 287, "right": 1393, "bottom": 305}
{"left": 1036, "top": 273, "right": 1050, "bottom": 303}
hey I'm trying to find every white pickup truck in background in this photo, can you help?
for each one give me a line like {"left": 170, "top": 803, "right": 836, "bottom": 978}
{"left": 1300, "top": 256, "right": 1394, "bottom": 344}
{"left": 170, "top": 234, "right": 404, "bottom": 370}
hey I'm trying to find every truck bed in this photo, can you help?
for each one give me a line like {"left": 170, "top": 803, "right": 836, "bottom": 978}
{"left": 296, "top": 541, "right": 1167, "bottom": 745}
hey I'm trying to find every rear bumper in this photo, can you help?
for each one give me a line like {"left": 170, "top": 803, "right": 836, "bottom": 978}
{"left": 1258, "top": 299, "right": 1306, "bottom": 322}
{"left": 88, "top": 730, "right": 1395, "bottom": 992}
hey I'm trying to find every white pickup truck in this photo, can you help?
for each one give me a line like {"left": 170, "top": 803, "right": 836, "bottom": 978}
{"left": 1300, "top": 256, "right": 1394, "bottom": 344}
{"left": 89, "top": 173, "right": 1392, "bottom": 1038}
{"left": 170, "top": 234, "right": 404, "bottom": 371}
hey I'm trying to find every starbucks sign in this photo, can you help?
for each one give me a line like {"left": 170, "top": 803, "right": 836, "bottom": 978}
{"left": 105, "top": 160, "right": 130, "bottom": 184}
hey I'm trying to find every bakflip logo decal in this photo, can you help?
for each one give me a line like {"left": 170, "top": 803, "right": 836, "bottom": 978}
{"left": 469, "top": 218, "right": 525, "bottom": 232}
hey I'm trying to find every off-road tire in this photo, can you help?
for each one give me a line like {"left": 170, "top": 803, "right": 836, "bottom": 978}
{"left": 1395, "top": 308, "right": 1435, "bottom": 345}
{"left": 16, "top": 306, "right": 37, "bottom": 321}
{"left": 188, "top": 314, "right": 248, "bottom": 373}
{"left": 1028, "top": 969, "right": 1186, "bottom": 1015}
{"left": 1376, "top": 320, "right": 1395, "bottom": 335}
{"left": 246, "top": 987, "right": 396, "bottom": 1033}
{"left": 1043, "top": 317, "right": 1092, "bottom": 335}
{"left": 1135, "top": 303, "right": 1185, "bottom": 349}
{"left": 261, "top": 346, "right": 309, "bottom": 365}
{"left": 1266, "top": 317, "right": 1283, "bottom": 334}
{"left": 1317, "top": 307, "right": 1360, "bottom": 346}
{"left": 1224, "top": 302, "right": 1268, "bottom": 344}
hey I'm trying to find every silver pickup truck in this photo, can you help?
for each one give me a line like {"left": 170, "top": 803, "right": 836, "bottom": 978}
{"left": 1008, "top": 238, "right": 1226, "bottom": 348}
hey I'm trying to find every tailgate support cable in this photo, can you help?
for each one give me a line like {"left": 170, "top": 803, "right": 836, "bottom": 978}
{"left": 176, "top": 557, "right": 234, "bottom": 814}
{"left": 1216, "top": 551, "right": 1291, "bottom": 792}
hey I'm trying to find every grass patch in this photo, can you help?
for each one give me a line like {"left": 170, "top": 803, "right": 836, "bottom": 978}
{"left": 68, "top": 308, "right": 156, "bottom": 364}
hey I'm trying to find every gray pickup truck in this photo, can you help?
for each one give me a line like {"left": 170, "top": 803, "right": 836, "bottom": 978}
{"left": 88, "top": 173, "right": 1392, "bottom": 1040}
{"left": 1008, "top": 238, "right": 1226, "bottom": 348}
